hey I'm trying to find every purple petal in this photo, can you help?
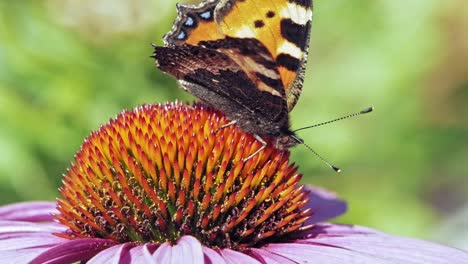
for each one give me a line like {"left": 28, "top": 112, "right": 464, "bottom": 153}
{"left": 30, "top": 238, "right": 116, "bottom": 264}
{"left": 298, "top": 223, "right": 377, "bottom": 238}
{"left": 0, "top": 221, "right": 69, "bottom": 264}
{"left": 0, "top": 232, "right": 65, "bottom": 251}
{"left": 304, "top": 224, "right": 468, "bottom": 263}
{"left": 90, "top": 243, "right": 159, "bottom": 264}
{"left": 0, "top": 247, "right": 61, "bottom": 264}
{"left": 0, "top": 201, "right": 57, "bottom": 222}
{"left": 202, "top": 246, "right": 226, "bottom": 264}
{"left": 128, "top": 244, "right": 158, "bottom": 263}
{"left": 303, "top": 186, "right": 347, "bottom": 225}
{"left": 248, "top": 248, "right": 297, "bottom": 264}
{"left": 152, "top": 241, "right": 173, "bottom": 263}
{"left": 0, "top": 238, "right": 67, "bottom": 263}
{"left": 263, "top": 224, "right": 468, "bottom": 264}
{"left": 217, "top": 248, "right": 261, "bottom": 264}
{"left": 264, "top": 241, "right": 382, "bottom": 263}
{"left": 0, "top": 220, "right": 67, "bottom": 236}
{"left": 151, "top": 236, "right": 204, "bottom": 264}
{"left": 0, "top": 221, "right": 67, "bottom": 250}
{"left": 87, "top": 243, "right": 134, "bottom": 264}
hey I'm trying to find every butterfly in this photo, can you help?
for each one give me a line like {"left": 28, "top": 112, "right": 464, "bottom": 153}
{"left": 153, "top": 0, "right": 313, "bottom": 153}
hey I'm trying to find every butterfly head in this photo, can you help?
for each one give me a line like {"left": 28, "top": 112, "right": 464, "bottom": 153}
{"left": 274, "top": 132, "right": 303, "bottom": 150}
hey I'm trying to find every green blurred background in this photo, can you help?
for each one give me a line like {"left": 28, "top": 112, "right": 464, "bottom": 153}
{"left": 1, "top": 0, "right": 467, "bottom": 250}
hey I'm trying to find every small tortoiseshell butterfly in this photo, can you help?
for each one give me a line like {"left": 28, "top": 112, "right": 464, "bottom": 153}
{"left": 153, "top": 0, "right": 313, "bottom": 152}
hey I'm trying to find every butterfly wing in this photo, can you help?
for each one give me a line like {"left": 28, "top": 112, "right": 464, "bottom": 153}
{"left": 215, "top": 0, "right": 313, "bottom": 110}
{"left": 154, "top": 44, "right": 289, "bottom": 136}
{"left": 163, "top": 0, "right": 224, "bottom": 46}
{"left": 163, "top": 0, "right": 313, "bottom": 111}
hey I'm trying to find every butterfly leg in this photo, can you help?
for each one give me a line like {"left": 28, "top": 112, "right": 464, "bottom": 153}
{"left": 215, "top": 120, "right": 237, "bottom": 133}
{"left": 243, "top": 134, "right": 267, "bottom": 162}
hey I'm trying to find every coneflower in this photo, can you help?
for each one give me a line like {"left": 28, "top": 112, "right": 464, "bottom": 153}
{"left": 0, "top": 102, "right": 466, "bottom": 263}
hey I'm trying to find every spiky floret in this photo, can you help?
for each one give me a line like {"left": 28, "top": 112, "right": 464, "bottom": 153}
{"left": 56, "top": 102, "right": 311, "bottom": 250}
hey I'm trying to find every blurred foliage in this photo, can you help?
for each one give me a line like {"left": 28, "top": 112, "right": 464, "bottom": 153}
{"left": 0, "top": 0, "right": 467, "bottom": 250}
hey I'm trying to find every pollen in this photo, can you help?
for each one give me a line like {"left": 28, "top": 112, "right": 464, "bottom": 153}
{"left": 55, "top": 102, "right": 311, "bottom": 249}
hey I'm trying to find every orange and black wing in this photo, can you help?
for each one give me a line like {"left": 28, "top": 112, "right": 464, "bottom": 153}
{"left": 163, "top": 0, "right": 313, "bottom": 111}
{"left": 215, "top": 0, "right": 313, "bottom": 111}
{"left": 154, "top": 44, "right": 290, "bottom": 136}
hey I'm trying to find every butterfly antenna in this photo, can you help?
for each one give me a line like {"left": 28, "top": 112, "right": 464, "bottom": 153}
{"left": 290, "top": 135, "right": 341, "bottom": 173}
{"left": 293, "top": 106, "right": 374, "bottom": 133}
